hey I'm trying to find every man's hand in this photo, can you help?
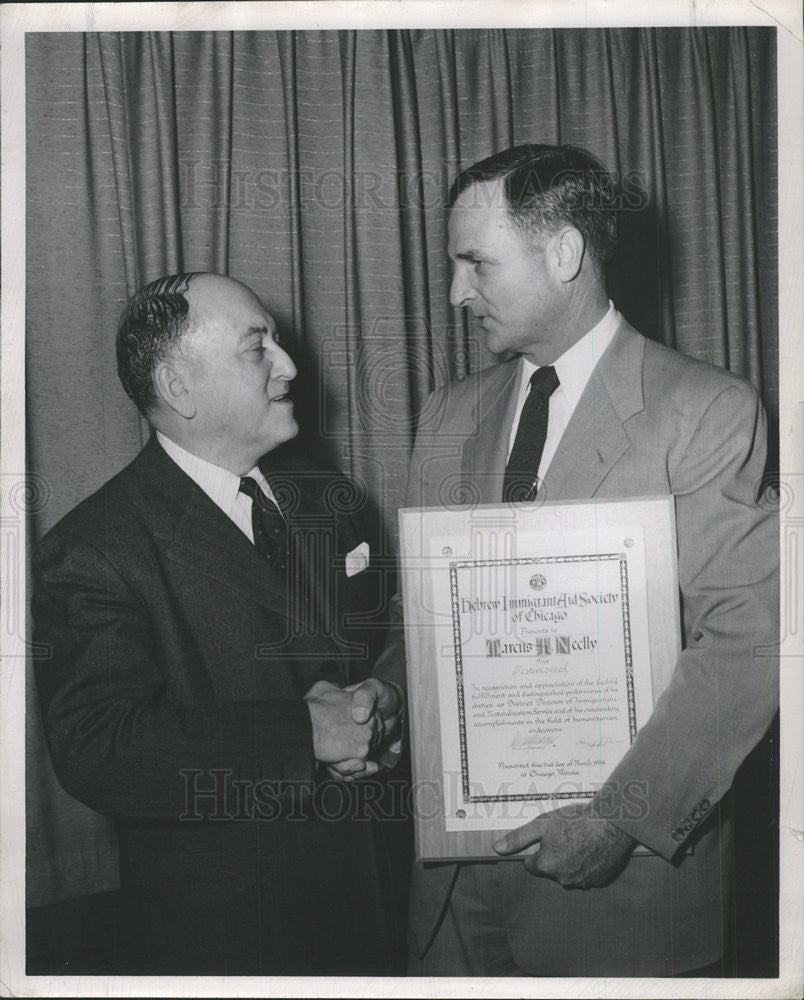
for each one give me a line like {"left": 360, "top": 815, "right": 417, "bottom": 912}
{"left": 493, "top": 802, "right": 636, "bottom": 889}
{"left": 347, "top": 677, "right": 402, "bottom": 731}
{"left": 325, "top": 678, "right": 403, "bottom": 781}
{"left": 303, "top": 680, "right": 382, "bottom": 766}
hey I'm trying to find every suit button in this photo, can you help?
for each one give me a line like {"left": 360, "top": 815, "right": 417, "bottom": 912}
{"left": 681, "top": 819, "right": 694, "bottom": 833}
{"left": 690, "top": 807, "right": 701, "bottom": 823}
{"left": 699, "top": 799, "right": 711, "bottom": 812}
{"left": 672, "top": 829, "right": 685, "bottom": 842}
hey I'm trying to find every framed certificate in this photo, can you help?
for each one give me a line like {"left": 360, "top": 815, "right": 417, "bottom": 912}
{"left": 398, "top": 496, "right": 681, "bottom": 862}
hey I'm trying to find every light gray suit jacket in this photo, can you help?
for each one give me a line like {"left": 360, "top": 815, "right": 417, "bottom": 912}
{"left": 376, "top": 316, "right": 779, "bottom": 975}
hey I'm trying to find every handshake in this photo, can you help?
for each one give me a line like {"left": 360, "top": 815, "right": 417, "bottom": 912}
{"left": 303, "top": 677, "right": 403, "bottom": 780}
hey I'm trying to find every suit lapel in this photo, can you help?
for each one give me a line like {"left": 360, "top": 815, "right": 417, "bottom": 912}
{"left": 266, "top": 463, "right": 347, "bottom": 645}
{"left": 167, "top": 488, "right": 303, "bottom": 623}
{"left": 136, "top": 438, "right": 309, "bottom": 626}
{"left": 461, "top": 358, "right": 521, "bottom": 502}
{"left": 263, "top": 458, "right": 374, "bottom": 679}
{"left": 544, "top": 319, "right": 646, "bottom": 500}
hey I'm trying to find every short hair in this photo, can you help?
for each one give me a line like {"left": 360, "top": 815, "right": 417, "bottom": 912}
{"left": 449, "top": 144, "right": 618, "bottom": 268}
{"left": 116, "top": 272, "right": 202, "bottom": 415}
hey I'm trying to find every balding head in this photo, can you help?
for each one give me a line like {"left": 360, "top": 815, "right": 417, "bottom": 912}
{"left": 116, "top": 272, "right": 202, "bottom": 416}
{"left": 117, "top": 272, "right": 298, "bottom": 473}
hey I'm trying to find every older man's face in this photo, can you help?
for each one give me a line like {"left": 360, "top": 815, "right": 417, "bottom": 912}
{"left": 179, "top": 275, "right": 298, "bottom": 473}
{"left": 448, "top": 178, "right": 565, "bottom": 365}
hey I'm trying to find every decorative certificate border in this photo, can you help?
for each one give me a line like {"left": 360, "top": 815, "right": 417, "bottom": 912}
{"left": 448, "top": 552, "right": 636, "bottom": 804}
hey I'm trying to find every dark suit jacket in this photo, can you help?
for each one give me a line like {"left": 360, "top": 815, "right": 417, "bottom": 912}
{"left": 33, "top": 437, "right": 404, "bottom": 975}
{"left": 376, "top": 316, "right": 779, "bottom": 975}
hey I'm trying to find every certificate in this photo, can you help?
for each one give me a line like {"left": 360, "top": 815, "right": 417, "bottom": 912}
{"left": 399, "top": 497, "right": 680, "bottom": 861}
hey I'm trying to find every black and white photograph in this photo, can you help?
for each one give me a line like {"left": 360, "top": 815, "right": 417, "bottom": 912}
{"left": 1, "top": 1, "right": 801, "bottom": 996}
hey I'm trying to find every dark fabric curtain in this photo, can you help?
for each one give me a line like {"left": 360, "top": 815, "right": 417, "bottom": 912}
{"left": 25, "top": 27, "right": 777, "bottom": 907}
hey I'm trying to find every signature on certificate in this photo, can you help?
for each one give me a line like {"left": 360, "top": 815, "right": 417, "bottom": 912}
{"left": 577, "top": 736, "right": 624, "bottom": 748}
{"left": 509, "top": 733, "right": 550, "bottom": 750}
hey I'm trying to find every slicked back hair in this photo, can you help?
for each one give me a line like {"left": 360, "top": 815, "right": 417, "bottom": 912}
{"left": 116, "top": 272, "right": 202, "bottom": 415}
{"left": 448, "top": 144, "right": 618, "bottom": 269}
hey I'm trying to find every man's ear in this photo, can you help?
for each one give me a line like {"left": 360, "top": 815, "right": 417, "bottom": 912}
{"left": 154, "top": 359, "right": 196, "bottom": 419}
{"left": 550, "top": 226, "right": 586, "bottom": 283}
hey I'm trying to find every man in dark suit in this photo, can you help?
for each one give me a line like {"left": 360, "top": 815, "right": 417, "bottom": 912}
{"left": 366, "top": 144, "right": 779, "bottom": 975}
{"left": 33, "top": 272, "right": 406, "bottom": 975}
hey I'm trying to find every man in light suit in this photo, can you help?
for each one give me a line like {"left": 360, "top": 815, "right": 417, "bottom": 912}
{"left": 368, "top": 144, "right": 779, "bottom": 976}
{"left": 33, "top": 272, "right": 406, "bottom": 975}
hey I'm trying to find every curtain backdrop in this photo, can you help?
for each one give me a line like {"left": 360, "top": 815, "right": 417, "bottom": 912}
{"left": 25, "top": 27, "right": 777, "bottom": 907}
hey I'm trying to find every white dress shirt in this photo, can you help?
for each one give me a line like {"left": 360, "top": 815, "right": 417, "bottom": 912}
{"left": 506, "top": 301, "right": 620, "bottom": 488}
{"left": 156, "top": 432, "right": 282, "bottom": 544}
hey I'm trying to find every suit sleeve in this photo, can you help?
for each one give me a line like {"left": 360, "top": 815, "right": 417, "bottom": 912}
{"left": 591, "top": 381, "right": 779, "bottom": 859}
{"left": 372, "top": 383, "right": 456, "bottom": 701}
{"left": 33, "top": 530, "right": 317, "bottom": 820}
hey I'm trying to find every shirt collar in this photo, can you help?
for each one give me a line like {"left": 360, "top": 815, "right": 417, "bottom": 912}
{"left": 521, "top": 300, "right": 619, "bottom": 409}
{"left": 155, "top": 432, "right": 271, "bottom": 508}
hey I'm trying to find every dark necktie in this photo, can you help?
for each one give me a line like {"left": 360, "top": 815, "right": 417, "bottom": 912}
{"left": 238, "top": 476, "right": 288, "bottom": 571}
{"left": 503, "top": 365, "right": 560, "bottom": 503}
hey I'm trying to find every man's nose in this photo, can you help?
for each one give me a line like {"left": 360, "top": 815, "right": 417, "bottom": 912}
{"left": 269, "top": 341, "right": 297, "bottom": 381}
{"left": 449, "top": 266, "right": 475, "bottom": 308}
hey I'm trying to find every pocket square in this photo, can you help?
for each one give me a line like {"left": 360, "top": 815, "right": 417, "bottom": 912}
{"left": 345, "top": 541, "right": 370, "bottom": 577}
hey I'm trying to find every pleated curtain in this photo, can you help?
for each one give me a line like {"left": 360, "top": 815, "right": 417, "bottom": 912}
{"left": 25, "top": 27, "right": 777, "bottom": 906}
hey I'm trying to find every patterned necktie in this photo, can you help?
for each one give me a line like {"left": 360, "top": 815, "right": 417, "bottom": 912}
{"left": 238, "top": 476, "right": 288, "bottom": 571}
{"left": 503, "top": 365, "right": 560, "bottom": 502}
